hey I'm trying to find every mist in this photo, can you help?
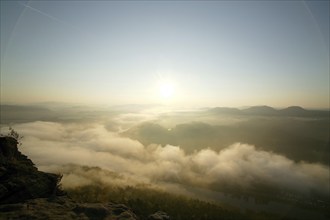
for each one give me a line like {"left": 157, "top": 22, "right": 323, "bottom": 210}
{"left": 1, "top": 104, "right": 329, "bottom": 208}
{"left": 1, "top": 1, "right": 329, "bottom": 218}
{"left": 2, "top": 114, "right": 327, "bottom": 196}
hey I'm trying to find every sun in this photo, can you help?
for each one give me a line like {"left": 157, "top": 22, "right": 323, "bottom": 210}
{"left": 159, "top": 82, "right": 175, "bottom": 99}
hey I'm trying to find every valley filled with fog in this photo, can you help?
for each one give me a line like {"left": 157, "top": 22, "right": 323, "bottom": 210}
{"left": 1, "top": 104, "right": 329, "bottom": 219}
{"left": 1, "top": 1, "right": 329, "bottom": 219}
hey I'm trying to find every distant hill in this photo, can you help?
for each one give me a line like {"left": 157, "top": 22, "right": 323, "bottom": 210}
{"left": 279, "top": 106, "right": 308, "bottom": 116}
{"left": 242, "top": 105, "right": 278, "bottom": 115}
{"left": 0, "top": 105, "right": 54, "bottom": 123}
{"left": 208, "top": 105, "right": 329, "bottom": 117}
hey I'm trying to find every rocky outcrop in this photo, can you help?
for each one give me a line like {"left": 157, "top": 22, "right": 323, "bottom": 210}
{"left": 0, "top": 137, "right": 63, "bottom": 204}
{"left": 0, "top": 136, "right": 138, "bottom": 219}
{"left": 0, "top": 196, "right": 138, "bottom": 220}
{"left": 0, "top": 136, "right": 169, "bottom": 220}
{"left": 148, "top": 211, "right": 170, "bottom": 220}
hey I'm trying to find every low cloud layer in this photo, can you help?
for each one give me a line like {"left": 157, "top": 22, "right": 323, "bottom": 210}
{"left": 7, "top": 120, "right": 328, "bottom": 197}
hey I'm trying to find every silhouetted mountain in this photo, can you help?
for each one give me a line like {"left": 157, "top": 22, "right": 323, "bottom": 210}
{"left": 279, "top": 106, "right": 308, "bottom": 116}
{"left": 207, "top": 105, "right": 329, "bottom": 117}
{"left": 242, "top": 105, "right": 278, "bottom": 115}
{"left": 0, "top": 105, "right": 54, "bottom": 123}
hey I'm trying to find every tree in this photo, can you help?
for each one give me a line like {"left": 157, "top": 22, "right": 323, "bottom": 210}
{"left": 0, "top": 127, "right": 24, "bottom": 146}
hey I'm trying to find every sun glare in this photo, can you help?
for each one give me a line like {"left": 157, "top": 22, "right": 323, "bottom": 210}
{"left": 160, "top": 82, "right": 175, "bottom": 99}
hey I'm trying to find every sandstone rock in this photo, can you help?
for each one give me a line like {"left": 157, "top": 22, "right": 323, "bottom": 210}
{"left": 0, "top": 196, "right": 139, "bottom": 220}
{"left": 0, "top": 137, "right": 64, "bottom": 204}
{"left": 148, "top": 211, "right": 170, "bottom": 220}
{"left": 0, "top": 136, "right": 140, "bottom": 220}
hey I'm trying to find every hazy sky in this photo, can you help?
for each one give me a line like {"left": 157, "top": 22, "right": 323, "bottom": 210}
{"left": 1, "top": 1, "right": 329, "bottom": 108}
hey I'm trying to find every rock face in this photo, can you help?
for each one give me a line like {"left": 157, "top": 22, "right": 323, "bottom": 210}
{"left": 148, "top": 211, "right": 171, "bottom": 220}
{"left": 0, "top": 137, "right": 63, "bottom": 204}
{"left": 0, "top": 197, "right": 138, "bottom": 220}
{"left": 0, "top": 136, "right": 139, "bottom": 220}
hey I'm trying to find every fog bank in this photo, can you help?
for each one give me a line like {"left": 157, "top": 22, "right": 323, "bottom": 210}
{"left": 7, "top": 121, "right": 328, "bottom": 196}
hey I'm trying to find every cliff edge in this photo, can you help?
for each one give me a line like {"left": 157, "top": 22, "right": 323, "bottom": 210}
{"left": 0, "top": 136, "right": 165, "bottom": 220}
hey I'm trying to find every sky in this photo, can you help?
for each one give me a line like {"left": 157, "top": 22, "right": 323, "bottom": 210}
{"left": 1, "top": 1, "right": 329, "bottom": 108}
